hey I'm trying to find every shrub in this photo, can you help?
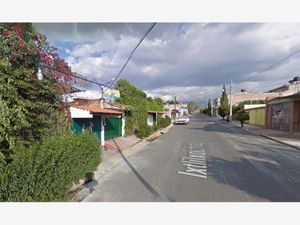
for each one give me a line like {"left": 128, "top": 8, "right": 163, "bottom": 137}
{"left": 116, "top": 79, "right": 164, "bottom": 138}
{"left": 235, "top": 110, "right": 250, "bottom": 127}
{"left": 0, "top": 130, "right": 101, "bottom": 201}
{"left": 158, "top": 116, "right": 171, "bottom": 129}
{"left": 136, "top": 123, "right": 152, "bottom": 138}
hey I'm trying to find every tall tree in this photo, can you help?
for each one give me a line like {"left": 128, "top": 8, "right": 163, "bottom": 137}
{"left": 207, "top": 98, "right": 212, "bottom": 116}
{"left": 218, "top": 84, "right": 229, "bottom": 120}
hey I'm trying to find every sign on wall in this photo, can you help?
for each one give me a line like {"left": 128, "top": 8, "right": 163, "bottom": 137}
{"left": 102, "top": 87, "right": 120, "bottom": 100}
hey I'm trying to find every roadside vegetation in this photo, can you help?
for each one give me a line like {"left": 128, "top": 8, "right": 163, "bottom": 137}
{"left": 202, "top": 98, "right": 212, "bottom": 116}
{"left": 0, "top": 23, "right": 101, "bottom": 201}
{"left": 235, "top": 110, "right": 250, "bottom": 127}
{"left": 187, "top": 101, "right": 198, "bottom": 114}
{"left": 115, "top": 79, "right": 171, "bottom": 138}
{"left": 218, "top": 85, "right": 229, "bottom": 120}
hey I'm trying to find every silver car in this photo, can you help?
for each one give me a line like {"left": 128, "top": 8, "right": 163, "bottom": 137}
{"left": 175, "top": 116, "right": 190, "bottom": 125}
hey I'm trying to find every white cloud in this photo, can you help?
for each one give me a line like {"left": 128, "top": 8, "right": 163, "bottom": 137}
{"left": 34, "top": 23, "right": 300, "bottom": 104}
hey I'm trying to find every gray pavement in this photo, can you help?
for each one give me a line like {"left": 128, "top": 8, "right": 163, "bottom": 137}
{"left": 231, "top": 120, "right": 300, "bottom": 150}
{"left": 82, "top": 113, "right": 300, "bottom": 202}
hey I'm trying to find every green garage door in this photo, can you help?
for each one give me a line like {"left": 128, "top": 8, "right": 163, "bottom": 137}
{"left": 105, "top": 117, "right": 122, "bottom": 140}
{"left": 73, "top": 117, "right": 102, "bottom": 141}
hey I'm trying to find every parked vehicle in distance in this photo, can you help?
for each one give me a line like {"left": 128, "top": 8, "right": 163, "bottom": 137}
{"left": 175, "top": 116, "right": 190, "bottom": 125}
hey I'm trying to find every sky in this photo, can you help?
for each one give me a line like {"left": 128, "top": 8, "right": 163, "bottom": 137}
{"left": 33, "top": 23, "right": 300, "bottom": 105}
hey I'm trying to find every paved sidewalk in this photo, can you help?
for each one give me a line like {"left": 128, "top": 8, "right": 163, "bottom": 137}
{"left": 71, "top": 124, "right": 173, "bottom": 201}
{"left": 231, "top": 120, "right": 300, "bottom": 150}
{"left": 104, "top": 135, "right": 140, "bottom": 151}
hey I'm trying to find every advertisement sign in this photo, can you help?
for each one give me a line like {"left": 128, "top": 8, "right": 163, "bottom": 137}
{"left": 102, "top": 87, "right": 120, "bottom": 100}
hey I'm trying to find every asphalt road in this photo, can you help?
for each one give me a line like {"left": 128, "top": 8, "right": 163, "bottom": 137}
{"left": 83, "top": 113, "right": 300, "bottom": 202}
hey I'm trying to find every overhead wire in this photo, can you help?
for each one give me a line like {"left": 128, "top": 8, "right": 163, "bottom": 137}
{"left": 1, "top": 23, "right": 157, "bottom": 90}
{"left": 108, "top": 22, "right": 156, "bottom": 87}
{"left": 259, "top": 47, "right": 300, "bottom": 74}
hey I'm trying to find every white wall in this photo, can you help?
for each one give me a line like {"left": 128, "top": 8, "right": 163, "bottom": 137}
{"left": 148, "top": 114, "right": 154, "bottom": 127}
{"left": 244, "top": 104, "right": 266, "bottom": 110}
{"left": 122, "top": 116, "right": 125, "bottom": 137}
{"left": 70, "top": 107, "right": 93, "bottom": 118}
{"left": 100, "top": 116, "right": 105, "bottom": 147}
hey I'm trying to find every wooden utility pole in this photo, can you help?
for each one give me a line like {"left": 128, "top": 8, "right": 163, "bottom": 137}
{"left": 229, "top": 77, "right": 233, "bottom": 122}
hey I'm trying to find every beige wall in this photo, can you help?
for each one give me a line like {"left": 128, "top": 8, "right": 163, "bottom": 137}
{"left": 246, "top": 107, "right": 266, "bottom": 126}
{"left": 229, "top": 92, "right": 280, "bottom": 105}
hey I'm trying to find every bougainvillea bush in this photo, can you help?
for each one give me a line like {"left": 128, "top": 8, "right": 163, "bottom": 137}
{"left": 0, "top": 23, "right": 101, "bottom": 201}
{"left": 0, "top": 23, "right": 78, "bottom": 156}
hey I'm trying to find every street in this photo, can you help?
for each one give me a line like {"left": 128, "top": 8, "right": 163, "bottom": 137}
{"left": 83, "top": 113, "right": 300, "bottom": 202}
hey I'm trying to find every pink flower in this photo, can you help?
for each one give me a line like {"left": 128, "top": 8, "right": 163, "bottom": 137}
{"left": 2, "top": 31, "right": 9, "bottom": 37}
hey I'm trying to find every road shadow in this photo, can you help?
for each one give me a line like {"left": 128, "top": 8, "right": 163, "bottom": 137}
{"left": 207, "top": 151, "right": 300, "bottom": 201}
{"left": 188, "top": 119, "right": 257, "bottom": 137}
{"left": 112, "top": 139, "right": 171, "bottom": 202}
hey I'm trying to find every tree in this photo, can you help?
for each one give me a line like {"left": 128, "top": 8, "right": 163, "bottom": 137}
{"left": 207, "top": 98, "right": 212, "bottom": 116}
{"left": 166, "top": 100, "right": 179, "bottom": 105}
{"left": 235, "top": 110, "right": 249, "bottom": 127}
{"left": 0, "top": 23, "right": 75, "bottom": 159}
{"left": 218, "top": 84, "right": 229, "bottom": 120}
{"left": 218, "top": 106, "right": 227, "bottom": 120}
{"left": 187, "top": 101, "right": 198, "bottom": 114}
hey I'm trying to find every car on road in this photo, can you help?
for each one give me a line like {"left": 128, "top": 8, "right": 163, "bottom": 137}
{"left": 175, "top": 116, "right": 190, "bottom": 125}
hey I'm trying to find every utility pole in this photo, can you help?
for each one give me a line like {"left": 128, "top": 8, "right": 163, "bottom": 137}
{"left": 174, "top": 96, "right": 177, "bottom": 120}
{"left": 210, "top": 100, "right": 213, "bottom": 117}
{"left": 229, "top": 77, "right": 233, "bottom": 122}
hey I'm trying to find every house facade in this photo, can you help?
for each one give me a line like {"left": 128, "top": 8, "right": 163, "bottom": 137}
{"left": 265, "top": 93, "right": 300, "bottom": 134}
{"left": 70, "top": 100, "right": 124, "bottom": 146}
{"left": 64, "top": 88, "right": 126, "bottom": 146}
{"left": 212, "top": 98, "right": 221, "bottom": 116}
{"left": 264, "top": 77, "right": 300, "bottom": 134}
{"left": 147, "top": 110, "right": 163, "bottom": 127}
{"left": 228, "top": 91, "right": 280, "bottom": 105}
{"left": 244, "top": 105, "right": 266, "bottom": 127}
{"left": 164, "top": 102, "right": 189, "bottom": 120}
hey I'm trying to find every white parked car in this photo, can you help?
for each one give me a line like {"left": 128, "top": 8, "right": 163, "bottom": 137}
{"left": 175, "top": 116, "right": 190, "bottom": 125}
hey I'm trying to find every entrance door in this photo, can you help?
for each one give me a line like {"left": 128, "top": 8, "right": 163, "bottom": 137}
{"left": 104, "top": 117, "right": 122, "bottom": 140}
{"left": 73, "top": 117, "right": 102, "bottom": 141}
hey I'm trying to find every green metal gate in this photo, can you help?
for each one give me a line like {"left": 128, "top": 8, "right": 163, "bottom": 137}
{"left": 73, "top": 117, "right": 102, "bottom": 141}
{"left": 104, "top": 117, "right": 122, "bottom": 140}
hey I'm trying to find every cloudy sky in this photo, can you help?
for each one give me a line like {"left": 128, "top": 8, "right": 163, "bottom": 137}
{"left": 33, "top": 23, "right": 300, "bottom": 105}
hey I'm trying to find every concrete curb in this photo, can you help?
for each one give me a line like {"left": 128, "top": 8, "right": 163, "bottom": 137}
{"left": 145, "top": 123, "right": 173, "bottom": 141}
{"left": 228, "top": 120, "right": 300, "bottom": 151}
{"left": 259, "top": 134, "right": 300, "bottom": 151}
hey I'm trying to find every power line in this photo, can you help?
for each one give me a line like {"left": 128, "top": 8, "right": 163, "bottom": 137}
{"left": 108, "top": 22, "right": 157, "bottom": 87}
{"left": 259, "top": 48, "right": 300, "bottom": 74}
{"left": 0, "top": 48, "right": 111, "bottom": 88}
{"left": 1, "top": 22, "right": 156, "bottom": 90}
{"left": 39, "top": 64, "right": 111, "bottom": 88}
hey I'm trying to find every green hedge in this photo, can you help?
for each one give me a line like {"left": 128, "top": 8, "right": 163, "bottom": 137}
{"left": 158, "top": 116, "right": 171, "bottom": 129}
{"left": 115, "top": 79, "right": 164, "bottom": 138}
{"left": 0, "top": 130, "right": 101, "bottom": 201}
